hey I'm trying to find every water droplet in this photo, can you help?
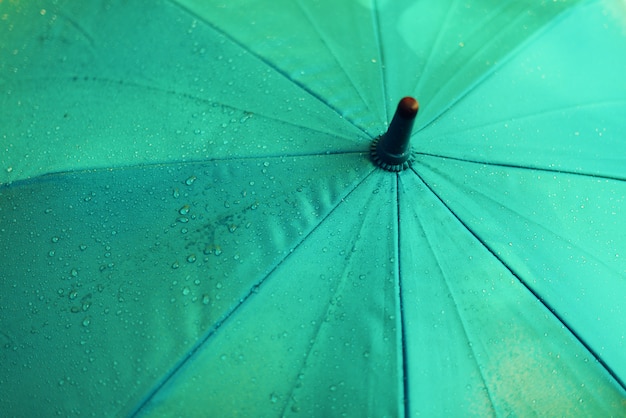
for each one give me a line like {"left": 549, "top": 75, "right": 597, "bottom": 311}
{"left": 214, "top": 246, "right": 222, "bottom": 256}
{"left": 187, "top": 254, "right": 196, "bottom": 263}
{"left": 173, "top": 188, "right": 180, "bottom": 198}
{"left": 172, "top": 261, "right": 180, "bottom": 270}
{"left": 194, "top": 279, "right": 201, "bottom": 286}
{"left": 70, "top": 269, "right": 78, "bottom": 277}
{"left": 228, "top": 224, "right": 238, "bottom": 233}
{"left": 179, "top": 205, "right": 190, "bottom": 215}
{"left": 176, "top": 216, "right": 189, "bottom": 223}
{"left": 185, "top": 175, "right": 197, "bottom": 186}
{"left": 82, "top": 317, "right": 91, "bottom": 327}
{"left": 202, "top": 294, "right": 210, "bottom": 305}
{"left": 51, "top": 236, "right": 60, "bottom": 243}
{"left": 182, "top": 286, "right": 190, "bottom": 296}
{"left": 69, "top": 290, "right": 78, "bottom": 300}
{"left": 240, "top": 114, "right": 251, "bottom": 123}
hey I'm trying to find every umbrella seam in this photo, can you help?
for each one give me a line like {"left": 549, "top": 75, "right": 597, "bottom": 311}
{"left": 0, "top": 152, "right": 370, "bottom": 190}
{"left": 372, "top": 0, "right": 389, "bottom": 123}
{"left": 396, "top": 174, "right": 411, "bottom": 417}
{"left": 413, "top": 152, "right": 626, "bottom": 183}
{"left": 12, "top": 74, "right": 366, "bottom": 142}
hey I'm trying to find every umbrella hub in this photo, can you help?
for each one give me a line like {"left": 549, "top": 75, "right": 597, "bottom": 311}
{"left": 370, "top": 97, "right": 419, "bottom": 172}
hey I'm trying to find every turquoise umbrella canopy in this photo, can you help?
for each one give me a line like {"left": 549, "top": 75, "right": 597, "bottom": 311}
{"left": 1, "top": 0, "right": 626, "bottom": 416}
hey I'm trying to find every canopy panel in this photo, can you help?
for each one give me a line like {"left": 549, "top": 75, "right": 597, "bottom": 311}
{"left": 411, "top": 156, "right": 626, "bottom": 392}
{"left": 417, "top": 0, "right": 626, "bottom": 178}
{"left": 0, "top": 0, "right": 366, "bottom": 185}
{"left": 400, "top": 171, "right": 626, "bottom": 415}
{"left": 378, "top": 0, "right": 584, "bottom": 126}
{"left": 174, "top": 0, "right": 389, "bottom": 136}
{"left": 135, "top": 172, "right": 401, "bottom": 417}
{"left": 0, "top": 154, "right": 372, "bottom": 416}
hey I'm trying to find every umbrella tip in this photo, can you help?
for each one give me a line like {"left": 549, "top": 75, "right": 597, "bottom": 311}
{"left": 370, "top": 96, "right": 419, "bottom": 172}
{"left": 397, "top": 96, "right": 419, "bottom": 118}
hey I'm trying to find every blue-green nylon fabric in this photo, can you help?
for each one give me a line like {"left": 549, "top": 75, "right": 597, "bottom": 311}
{"left": 1, "top": 0, "right": 625, "bottom": 416}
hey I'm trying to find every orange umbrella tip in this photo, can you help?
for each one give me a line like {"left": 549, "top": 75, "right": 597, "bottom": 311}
{"left": 370, "top": 97, "right": 419, "bottom": 172}
{"left": 398, "top": 96, "right": 419, "bottom": 118}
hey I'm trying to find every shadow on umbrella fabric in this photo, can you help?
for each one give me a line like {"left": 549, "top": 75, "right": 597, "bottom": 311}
{"left": 1, "top": 0, "right": 626, "bottom": 416}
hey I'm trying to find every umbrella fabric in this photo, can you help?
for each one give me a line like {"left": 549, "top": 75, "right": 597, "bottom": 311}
{"left": 1, "top": 0, "right": 626, "bottom": 416}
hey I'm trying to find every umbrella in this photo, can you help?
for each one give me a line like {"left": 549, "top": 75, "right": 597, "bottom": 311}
{"left": 1, "top": 0, "right": 626, "bottom": 416}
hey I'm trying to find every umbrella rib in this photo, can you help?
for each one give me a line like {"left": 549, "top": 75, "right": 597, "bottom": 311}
{"left": 409, "top": 166, "right": 626, "bottom": 393}
{"left": 414, "top": 152, "right": 626, "bottom": 182}
{"left": 2, "top": 150, "right": 369, "bottom": 189}
{"left": 372, "top": 0, "right": 389, "bottom": 123}
{"left": 129, "top": 167, "right": 376, "bottom": 417}
{"left": 395, "top": 175, "right": 411, "bottom": 417}
{"left": 168, "top": 0, "right": 372, "bottom": 138}
{"left": 420, "top": 100, "right": 626, "bottom": 151}
{"left": 30, "top": 74, "right": 363, "bottom": 142}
